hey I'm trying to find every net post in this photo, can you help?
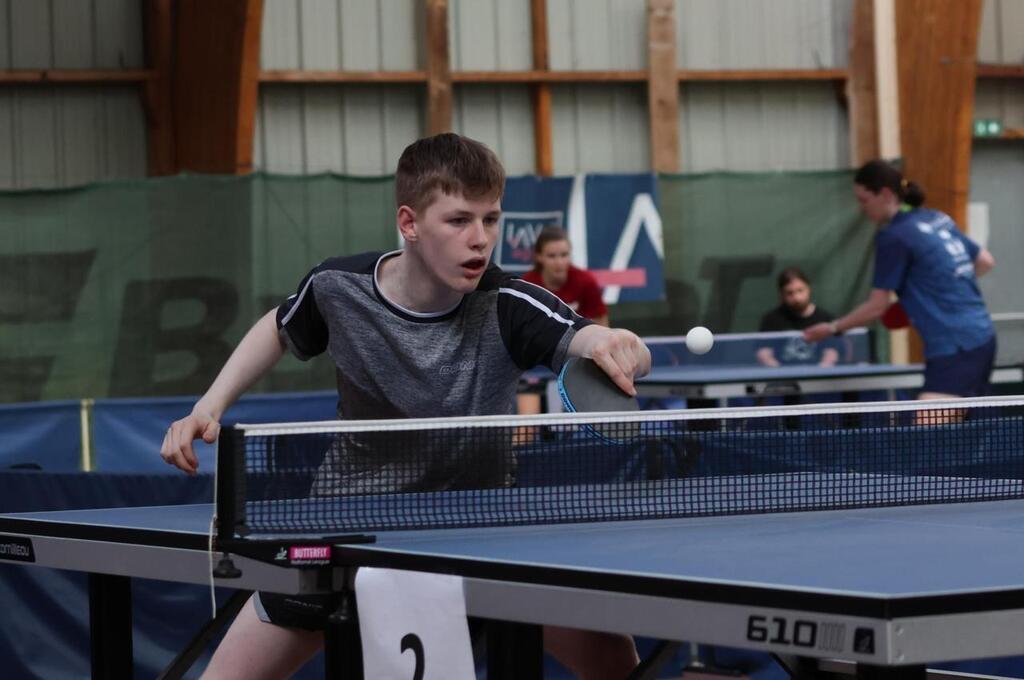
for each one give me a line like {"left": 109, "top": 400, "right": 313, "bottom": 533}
{"left": 215, "top": 424, "right": 247, "bottom": 544}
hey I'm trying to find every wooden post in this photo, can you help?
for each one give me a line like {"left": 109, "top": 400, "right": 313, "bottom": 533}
{"left": 142, "top": 0, "right": 175, "bottom": 175}
{"left": 847, "top": 0, "right": 880, "bottom": 165}
{"left": 172, "top": 0, "right": 264, "bottom": 174}
{"left": 895, "top": 0, "right": 982, "bottom": 230}
{"left": 647, "top": 0, "right": 679, "bottom": 172}
{"left": 425, "top": 0, "right": 453, "bottom": 135}
{"left": 530, "top": 0, "right": 553, "bottom": 176}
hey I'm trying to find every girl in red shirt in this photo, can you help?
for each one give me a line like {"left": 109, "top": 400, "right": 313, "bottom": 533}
{"left": 521, "top": 226, "right": 609, "bottom": 325}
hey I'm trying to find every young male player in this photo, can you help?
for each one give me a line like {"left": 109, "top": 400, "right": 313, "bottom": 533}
{"left": 161, "top": 133, "right": 648, "bottom": 679}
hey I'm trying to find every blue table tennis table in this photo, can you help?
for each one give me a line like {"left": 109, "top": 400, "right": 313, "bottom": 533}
{"left": 635, "top": 362, "right": 1024, "bottom": 403}
{"left": 4, "top": 493, "right": 1024, "bottom": 678}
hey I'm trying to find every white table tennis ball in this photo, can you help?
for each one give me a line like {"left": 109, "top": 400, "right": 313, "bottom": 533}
{"left": 686, "top": 326, "right": 714, "bottom": 355}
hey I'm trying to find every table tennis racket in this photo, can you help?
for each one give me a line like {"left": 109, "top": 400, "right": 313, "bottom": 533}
{"left": 557, "top": 357, "right": 641, "bottom": 442}
{"left": 881, "top": 301, "right": 910, "bottom": 329}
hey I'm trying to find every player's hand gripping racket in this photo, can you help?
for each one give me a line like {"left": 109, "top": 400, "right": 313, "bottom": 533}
{"left": 557, "top": 357, "right": 641, "bottom": 443}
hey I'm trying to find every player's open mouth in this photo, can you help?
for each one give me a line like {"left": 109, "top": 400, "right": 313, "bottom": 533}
{"left": 461, "top": 258, "right": 486, "bottom": 276}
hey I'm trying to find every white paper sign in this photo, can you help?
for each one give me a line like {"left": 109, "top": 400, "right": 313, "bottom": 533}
{"left": 355, "top": 567, "right": 475, "bottom": 680}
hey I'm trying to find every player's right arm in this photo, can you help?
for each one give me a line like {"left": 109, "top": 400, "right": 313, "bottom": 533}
{"left": 974, "top": 247, "right": 995, "bottom": 277}
{"left": 160, "top": 309, "right": 286, "bottom": 474}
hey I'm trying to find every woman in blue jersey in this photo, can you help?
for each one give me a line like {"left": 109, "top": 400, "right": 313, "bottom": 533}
{"left": 804, "top": 160, "right": 996, "bottom": 402}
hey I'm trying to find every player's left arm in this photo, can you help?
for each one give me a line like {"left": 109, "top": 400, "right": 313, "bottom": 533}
{"left": 568, "top": 325, "right": 651, "bottom": 396}
{"left": 804, "top": 289, "right": 890, "bottom": 342}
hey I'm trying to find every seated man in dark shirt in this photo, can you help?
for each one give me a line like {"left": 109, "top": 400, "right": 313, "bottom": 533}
{"left": 757, "top": 267, "right": 838, "bottom": 367}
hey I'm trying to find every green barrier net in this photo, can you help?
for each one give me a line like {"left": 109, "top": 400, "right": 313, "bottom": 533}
{"left": 0, "top": 170, "right": 881, "bottom": 403}
{"left": 614, "top": 170, "right": 879, "bottom": 342}
{"left": 0, "top": 173, "right": 395, "bottom": 402}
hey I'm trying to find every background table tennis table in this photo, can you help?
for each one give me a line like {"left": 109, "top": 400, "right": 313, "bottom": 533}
{"left": 4, "top": 496, "right": 1024, "bottom": 679}
{"left": 525, "top": 330, "right": 1024, "bottom": 411}
{"left": 635, "top": 362, "right": 1024, "bottom": 404}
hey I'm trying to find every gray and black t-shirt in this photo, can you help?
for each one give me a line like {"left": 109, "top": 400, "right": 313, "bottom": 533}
{"left": 276, "top": 250, "right": 592, "bottom": 493}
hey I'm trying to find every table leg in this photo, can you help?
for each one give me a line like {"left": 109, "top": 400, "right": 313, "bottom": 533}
{"left": 324, "top": 580, "right": 363, "bottom": 679}
{"left": 486, "top": 619, "right": 543, "bottom": 680}
{"left": 856, "top": 664, "right": 925, "bottom": 679}
{"left": 88, "top": 573, "right": 134, "bottom": 679}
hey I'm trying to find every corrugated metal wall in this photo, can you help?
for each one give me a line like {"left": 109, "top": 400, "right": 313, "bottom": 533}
{"left": 677, "top": 0, "right": 851, "bottom": 69}
{"left": 675, "top": 0, "right": 851, "bottom": 171}
{"left": 257, "top": 0, "right": 424, "bottom": 175}
{"left": 260, "top": 0, "right": 419, "bottom": 71}
{"left": 254, "top": 85, "right": 424, "bottom": 175}
{"left": 971, "top": 1, "right": 1024, "bottom": 363}
{"left": 255, "top": 0, "right": 855, "bottom": 176}
{"left": 681, "top": 82, "right": 849, "bottom": 172}
{"left": 978, "top": 0, "right": 1024, "bottom": 63}
{"left": 3, "top": 0, "right": 1003, "bottom": 183}
{"left": 450, "top": 1, "right": 531, "bottom": 71}
{"left": 976, "top": 0, "right": 1024, "bottom": 130}
{"left": 0, "top": 0, "right": 147, "bottom": 188}
{"left": 547, "top": 0, "right": 647, "bottom": 70}
{"left": 452, "top": 85, "right": 536, "bottom": 174}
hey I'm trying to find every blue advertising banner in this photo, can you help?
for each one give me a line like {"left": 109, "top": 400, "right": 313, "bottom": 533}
{"left": 498, "top": 174, "right": 665, "bottom": 303}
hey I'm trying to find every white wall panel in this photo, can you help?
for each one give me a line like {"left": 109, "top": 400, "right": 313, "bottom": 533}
{"left": 551, "top": 84, "right": 650, "bottom": 173}
{"left": 0, "top": 0, "right": 9, "bottom": 70}
{"left": 255, "top": 85, "right": 423, "bottom": 175}
{"left": 0, "top": 86, "right": 146, "bottom": 189}
{"left": 681, "top": 82, "right": 848, "bottom": 171}
{"left": 969, "top": 143, "right": 1024, "bottom": 365}
{"left": 94, "top": 0, "right": 143, "bottom": 69}
{"left": 450, "top": 0, "right": 531, "bottom": 71}
{"left": 378, "top": 0, "right": 418, "bottom": 70}
{"left": 548, "top": 0, "right": 646, "bottom": 70}
{"left": 299, "top": 0, "right": 341, "bottom": 70}
{"left": 53, "top": 0, "right": 95, "bottom": 68}
{"left": 453, "top": 85, "right": 534, "bottom": 174}
{"left": 0, "top": 1, "right": 146, "bottom": 188}
{"left": 3, "top": 0, "right": 142, "bottom": 69}
{"left": 677, "top": 0, "right": 850, "bottom": 69}
{"left": 9, "top": 0, "right": 51, "bottom": 69}
{"left": 256, "top": 86, "right": 307, "bottom": 172}
{"left": 261, "top": 1, "right": 302, "bottom": 69}
{"left": 978, "top": 0, "right": 1024, "bottom": 63}
{"left": 261, "top": 0, "right": 418, "bottom": 70}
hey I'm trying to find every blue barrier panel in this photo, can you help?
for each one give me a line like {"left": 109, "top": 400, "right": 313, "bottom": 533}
{"left": 91, "top": 391, "right": 337, "bottom": 473}
{"left": 0, "top": 400, "right": 82, "bottom": 471}
{"left": 0, "top": 471, "right": 221, "bottom": 679}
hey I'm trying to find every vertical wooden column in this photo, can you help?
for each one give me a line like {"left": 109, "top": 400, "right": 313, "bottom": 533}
{"left": 647, "top": 0, "right": 680, "bottom": 172}
{"left": 172, "top": 0, "right": 264, "bottom": 174}
{"left": 847, "top": 0, "right": 880, "bottom": 165}
{"left": 531, "top": 0, "right": 553, "bottom": 175}
{"left": 425, "top": 0, "right": 453, "bottom": 135}
{"left": 895, "top": 0, "right": 983, "bottom": 230}
{"left": 142, "top": 0, "right": 175, "bottom": 175}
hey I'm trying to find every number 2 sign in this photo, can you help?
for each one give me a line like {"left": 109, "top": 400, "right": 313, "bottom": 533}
{"left": 355, "top": 568, "right": 476, "bottom": 679}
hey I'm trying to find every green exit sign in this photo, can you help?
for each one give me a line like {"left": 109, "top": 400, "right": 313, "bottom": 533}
{"left": 974, "top": 119, "right": 1004, "bottom": 137}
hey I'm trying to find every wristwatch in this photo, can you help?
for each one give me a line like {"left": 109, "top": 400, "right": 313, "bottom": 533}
{"left": 828, "top": 321, "right": 841, "bottom": 336}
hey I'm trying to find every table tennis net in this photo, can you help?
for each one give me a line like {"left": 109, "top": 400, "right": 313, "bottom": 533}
{"left": 215, "top": 397, "right": 1024, "bottom": 538}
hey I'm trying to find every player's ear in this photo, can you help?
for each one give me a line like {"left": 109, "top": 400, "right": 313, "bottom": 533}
{"left": 397, "top": 205, "right": 418, "bottom": 242}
